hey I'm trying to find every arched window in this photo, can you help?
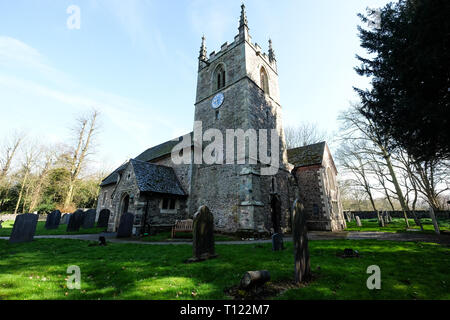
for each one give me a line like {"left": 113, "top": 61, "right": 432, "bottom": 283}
{"left": 260, "top": 67, "right": 269, "bottom": 94}
{"left": 214, "top": 64, "right": 226, "bottom": 91}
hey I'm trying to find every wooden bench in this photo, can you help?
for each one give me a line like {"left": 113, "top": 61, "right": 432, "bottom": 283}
{"left": 171, "top": 219, "right": 193, "bottom": 238}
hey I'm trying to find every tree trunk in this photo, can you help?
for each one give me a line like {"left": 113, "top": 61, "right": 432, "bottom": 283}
{"left": 240, "top": 271, "right": 271, "bottom": 290}
{"left": 428, "top": 207, "right": 440, "bottom": 235}
{"left": 382, "top": 151, "right": 409, "bottom": 228}
{"left": 14, "top": 171, "right": 29, "bottom": 214}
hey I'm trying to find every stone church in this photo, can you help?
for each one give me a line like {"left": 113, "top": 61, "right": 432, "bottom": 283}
{"left": 97, "top": 5, "right": 346, "bottom": 235}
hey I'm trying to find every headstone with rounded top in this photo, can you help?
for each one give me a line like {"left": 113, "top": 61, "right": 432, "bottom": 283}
{"left": 82, "top": 209, "right": 96, "bottom": 229}
{"left": 9, "top": 213, "right": 39, "bottom": 243}
{"left": 117, "top": 212, "right": 134, "bottom": 238}
{"left": 356, "top": 216, "right": 362, "bottom": 227}
{"left": 61, "top": 213, "right": 71, "bottom": 225}
{"left": 45, "top": 210, "right": 61, "bottom": 230}
{"left": 67, "top": 210, "right": 84, "bottom": 232}
{"left": 97, "top": 209, "right": 110, "bottom": 228}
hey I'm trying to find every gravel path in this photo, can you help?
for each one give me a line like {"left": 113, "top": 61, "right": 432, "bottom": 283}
{"left": 1, "top": 231, "right": 449, "bottom": 245}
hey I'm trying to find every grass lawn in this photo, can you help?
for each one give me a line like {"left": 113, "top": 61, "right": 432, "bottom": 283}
{"left": 346, "top": 218, "right": 450, "bottom": 233}
{"left": 0, "top": 238, "right": 448, "bottom": 300}
{"left": 140, "top": 232, "right": 240, "bottom": 242}
{"left": 0, "top": 220, "right": 106, "bottom": 237}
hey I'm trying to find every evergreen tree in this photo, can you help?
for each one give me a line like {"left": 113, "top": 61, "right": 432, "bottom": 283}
{"left": 355, "top": 0, "right": 450, "bottom": 161}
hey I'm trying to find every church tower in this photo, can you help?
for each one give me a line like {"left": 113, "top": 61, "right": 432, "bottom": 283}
{"left": 188, "top": 5, "right": 292, "bottom": 234}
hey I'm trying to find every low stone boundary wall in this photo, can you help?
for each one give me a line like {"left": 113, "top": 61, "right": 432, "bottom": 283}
{"left": 344, "top": 210, "right": 450, "bottom": 220}
{"left": 0, "top": 209, "right": 95, "bottom": 222}
{"left": 0, "top": 214, "right": 47, "bottom": 221}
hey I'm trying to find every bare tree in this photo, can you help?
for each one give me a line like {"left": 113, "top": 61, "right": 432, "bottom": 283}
{"left": 0, "top": 131, "right": 25, "bottom": 179}
{"left": 28, "top": 145, "right": 57, "bottom": 212}
{"left": 285, "top": 122, "right": 330, "bottom": 149}
{"left": 63, "top": 110, "right": 100, "bottom": 211}
{"left": 338, "top": 104, "right": 410, "bottom": 228}
{"left": 13, "top": 142, "right": 39, "bottom": 214}
{"left": 336, "top": 141, "right": 378, "bottom": 212}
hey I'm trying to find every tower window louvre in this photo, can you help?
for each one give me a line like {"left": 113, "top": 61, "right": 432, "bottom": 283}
{"left": 260, "top": 67, "right": 269, "bottom": 94}
{"left": 214, "top": 65, "right": 226, "bottom": 91}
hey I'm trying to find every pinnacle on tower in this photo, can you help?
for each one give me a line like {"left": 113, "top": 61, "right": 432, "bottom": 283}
{"left": 268, "top": 39, "right": 276, "bottom": 63}
{"left": 199, "top": 35, "right": 207, "bottom": 61}
{"left": 238, "top": 3, "right": 250, "bottom": 40}
{"left": 239, "top": 3, "right": 248, "bottom": 28}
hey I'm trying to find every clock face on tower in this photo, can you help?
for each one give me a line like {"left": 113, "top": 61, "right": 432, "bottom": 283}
{"left": 211, "top": 92, "right": 224, "bottom": 109}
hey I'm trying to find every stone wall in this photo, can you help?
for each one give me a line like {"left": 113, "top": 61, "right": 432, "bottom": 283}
{"left": 96, "top": 184, "right": 116, "bottom": 222}
{"left": 0, "top": 214, "right": 47, "bottom": 221}
{"left": 347, "top": 210, "right": 450, "bottom": 220}
{"left": 107, "top": 162, "right": 141, "bottom": 232}
{"left": 293, "top": 164, "right": 346, "bottom": 231}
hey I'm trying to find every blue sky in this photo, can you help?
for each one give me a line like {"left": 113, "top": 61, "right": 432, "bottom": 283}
{"left": 0, "top": 0, "right": 391, "bottom": 173}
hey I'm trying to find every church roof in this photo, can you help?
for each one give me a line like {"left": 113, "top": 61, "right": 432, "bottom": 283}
{"left": 100, "top": 133, "right": 192, "bottom": 187}
{"left": 287, "top": 142, "right": 326, "bottom": 168}
{"left": 135, "top": 133, "right": 193, "bottom": 163}
{"left": 100, "top": 162, "right": 127, "bottom": 187}
{"left": 130, "top": 159, "right": 186, "bottom": 196}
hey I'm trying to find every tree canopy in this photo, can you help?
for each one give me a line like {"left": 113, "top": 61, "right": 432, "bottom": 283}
{"left": 355, "top": 0, "right": 450, "bottom": 162}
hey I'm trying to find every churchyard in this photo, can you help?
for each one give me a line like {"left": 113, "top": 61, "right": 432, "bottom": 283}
{"left": 0, "top": 205, "right": 449, "bottom": 300}
{"left": 0, "top": 239, "right": 448, "bottom": 300}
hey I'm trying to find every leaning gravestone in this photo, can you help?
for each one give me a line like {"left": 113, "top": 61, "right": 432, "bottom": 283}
{"left": 9, "top": 213, "right": 39, "bottom": 244}
{"left": 117, "top": 212, "right": 134, "bottom": 238}
{"left": 292, "top": 199, "right": 311, "bottom": 284}
{"left": 97, "top": 209, "right": 110, "bottom": 228}
{"left": 356, "top": 216, "right": 362, "bottom": 227}
{"left": 82, "top": 209, "right": 97, "bottom": 229}
{"left": 45, "top": 210, "right": 61, "bottom": 230}
{"left": 187, "top": 205, "right": 217, "bottom": 263}
{"left": 67, "top": 210, "right": 84, "bottom": 232}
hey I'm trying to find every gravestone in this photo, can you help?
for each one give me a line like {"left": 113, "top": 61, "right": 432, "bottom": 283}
{"left": 270, "top": 194, "right": 284, "bottom": 251}
{"left": 377, "top": 211, "right": 385, "bottom": 227}
{"left": 61, "top": 213, "right": 71, "bottom": 225}
{"left": 272, "top": 233, "right": 284, "bottom": 251}
{"left": 292, "top": 199, "right": 311, "bottom": 284}
{"left": 45, "top": 210, "right": 61, "bottom": 230}
{"left": 270, "top": 194, "right": 282, "bottom": 234}
{"left": 97, "top": 209, "right": 110, "bottom": 228}
{"left": 67, "top": 210, "right": 84, "bottom": 232}
{"left": 9, "top": 213, "right": 39, "bottom": 244}
{"left": 356, "top": 216, "right": 362, "bottom": 227}
{"left": 117, "top": 212, "right": 134, "bottom": 238}
{"left": 384, "top": 212, "right": 390, "bottom": 225}
{"left": 82, "top": 209, "right": 96, "bottom": 229}
{"left": 187, "top": 205, "right": 217, "bottom": 263}
{"left": 345, "top": 212, "right": 352, "bottom": 223}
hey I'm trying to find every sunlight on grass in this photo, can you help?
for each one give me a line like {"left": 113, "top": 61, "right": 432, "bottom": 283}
{"left": 0, "top": 238, "right": 448, "bottom": 300}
